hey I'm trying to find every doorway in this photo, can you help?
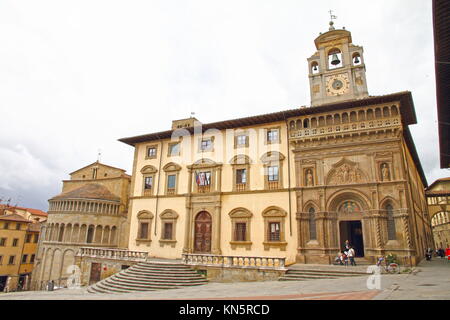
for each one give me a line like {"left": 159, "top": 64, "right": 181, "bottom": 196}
{"left": 89, "top": 262, "right": 102, "bottom": 285}
{"left": 194, "top": 211, "right": 212, "bottom": 253}
{"left": 0, "top": 276, "right": 7, "bottom": 292}
{"left": 339, "top": 220, "right": 364, "bottom": 257}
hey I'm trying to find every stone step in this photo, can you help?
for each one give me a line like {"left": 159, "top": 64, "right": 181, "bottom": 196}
{"left": 125, "top": 270, "right": 200, "bottom": 278}
{"left": 138, "top": 262, "right": 188, "bottom": 269}
{"left": 131, "top": 265, "right": 194, "bottom": 273}
{"left": 115, "top": 272, "right": 206, "bottom": 282}
{"left": 87, "top": 261, "right": 208, "bottom": 294}
{"left": 96, "top": 281, "right": 152, "bottom": 293}
{"left": 280, "top": 274, "right": 339, "bottom": 280}
{"left": 285, "top": 269, "right": 368, "bottom": 276}
{"left": 103, "top": 278, "right": 192, "bottom": 290}
{"left": 130, "top": 266, "right": 197, "bottom": 274}
{"left": 285, "top": 271, "right": 366, "bottom": 277}
{"left": 113, "top": 274, "right": 207, "bottom": 285}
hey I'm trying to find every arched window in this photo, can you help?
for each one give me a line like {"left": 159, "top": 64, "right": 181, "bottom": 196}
{"left": 309, "top": 207, "right": 317, "bottom": 240}
{"left": 386, "top": 204, "right": 396, "bottom": 240}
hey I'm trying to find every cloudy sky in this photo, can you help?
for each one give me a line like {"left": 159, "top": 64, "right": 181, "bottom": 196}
{"left": 0, "top": 0, "right": 447, "bottom": 211}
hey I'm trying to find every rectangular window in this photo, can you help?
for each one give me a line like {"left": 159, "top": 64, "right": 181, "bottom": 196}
{"left": 144, "top": 176, "right": 153, "bottom": 190}
{"left": 200, "top": 139, "right": 212, "bottom": 151}
{"left": 0, "top": 238, "right": 6, "bottom": 246}
{"left": 267, "top": 129, "right": 279, "bottom": 143}
{"left": 25, "top": 234, "right": 32, "bottom": 243}
{"left": 139, "top": 222, "right": 149, "bottom": 239}
{"left": 4, "top": 222, "right": 9, "bottom": 230}
{"left": 234, "top": 223, "right": 247, "bottom": 241}
{"left": 8, "top": 255, "right": 15, "bottom": 265}
{"left": 34, "top": 234, "right": 39, "bottom": 243}
{"left": 236, "top": 134, "right": 248, "bottom": 147}
{"left": 0, "top": 255, "right": 2, "bottom": 265}
{"left": 236, "top": 169, "right": 247, "bottom": 184}
{"left": 195, "top": 172, "right": 211, "bottom": 186}
{"left": 12, "top": 238, "right": 19, "bottom": 247}
{"left": 163, "top": 223, "right": 173, "bottom": 240}
{"left": 147, "top": 147, "right": 157, "bottom": 158}
{"left": 30, "top": 254, "right": 35, "bottom": 263}
{"left": 22, "top": 254, "right": 28, "bottom": 264}
{"left": 169, "top": 143, "right": 180, "bottom": 156}
{"left": 16, "top": 223, "right": 21, "bottom": 230}
{"left": 267, "top": 166, "right": 279, "bottom": 181}
{"left": 167, "top": 175, "right": 176, "bottom": 189}
{"left": 268, "top": 222, "right": 281, "bottom": 241}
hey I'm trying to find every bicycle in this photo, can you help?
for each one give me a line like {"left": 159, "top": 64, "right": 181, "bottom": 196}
{"left": 376, "top": 257, "right": 400, "bottom": 274}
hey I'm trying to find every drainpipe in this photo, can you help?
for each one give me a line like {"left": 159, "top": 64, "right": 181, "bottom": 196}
{"left": 154, "top": 141, "right": 164, "bottom": 236}
{"left": 282, "top": 111, "right": 293, "bottom": 236}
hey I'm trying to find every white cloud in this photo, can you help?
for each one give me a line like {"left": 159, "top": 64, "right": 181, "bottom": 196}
{"left": 0, "top": 0, "right": 447, "bottom": 209}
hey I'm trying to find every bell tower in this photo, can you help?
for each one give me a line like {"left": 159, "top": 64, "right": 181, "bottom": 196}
{"left": 308, "top": 19, "right": 368, "bottom": 106}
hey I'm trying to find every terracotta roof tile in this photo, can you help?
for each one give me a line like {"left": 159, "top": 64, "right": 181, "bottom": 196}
{"left": 0, "top": 213, "right": 31, "bottom": 223}
{"left": 50, "top": 183, "right": 120, "bottom": 202}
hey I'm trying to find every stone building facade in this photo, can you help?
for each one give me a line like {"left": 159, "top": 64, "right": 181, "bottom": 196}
{"left": 31, "top": 162, "right": 130, "bottom": 289}
{"left": 118, "top": 23, "right": 433, "bottom": 266}
{"left": 426, "top": 177, "right": 450, "bottom": 249}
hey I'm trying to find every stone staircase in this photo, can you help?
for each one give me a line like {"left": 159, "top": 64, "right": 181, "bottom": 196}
{"left": 87, "top": 261, "right": 208, "bottom": 294}
{"left": 279, "top": 263, "right": 370, "bottom": 281}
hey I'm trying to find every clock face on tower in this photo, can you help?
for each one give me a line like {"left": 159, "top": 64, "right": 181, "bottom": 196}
{"left": 326, "top": 74, "right": 350, "bottom": 96}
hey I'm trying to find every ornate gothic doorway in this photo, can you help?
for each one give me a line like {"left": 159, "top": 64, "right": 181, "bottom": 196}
{"left": 339, "top": 221, "right": 364, "bottom": 257}
{"left": 194, "top": 211, "right": 212, "bottom": 253}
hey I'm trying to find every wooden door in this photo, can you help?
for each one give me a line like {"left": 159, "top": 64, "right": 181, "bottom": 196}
{"left": 89, "top": 262, "right": 102, "bottom": 284}
{"left": 194, "top": 211, "right": 212, "bottom": 253}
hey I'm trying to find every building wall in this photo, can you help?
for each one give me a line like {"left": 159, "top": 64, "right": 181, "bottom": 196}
{"left": 0, "top": 220, "right": 37, "bottom": 291}
{"left": 427, "top": 179, "right": 450, "bottom": 250}
{"left": 125, "top": 103, "right": 431, "bottom": 266}
{"left": 127, "top": 121, "right": 298, "bottom": 262}
{"left": 31, "top": 162, "right": 131, "bottom": 290}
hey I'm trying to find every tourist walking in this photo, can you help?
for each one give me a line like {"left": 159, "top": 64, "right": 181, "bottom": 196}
{"left": 348, "top": 246, "right": 356, "bottom": 266}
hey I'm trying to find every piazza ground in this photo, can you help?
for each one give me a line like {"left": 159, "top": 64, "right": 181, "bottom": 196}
{"left": 1, "top": 258, "right": 449, "bottom": 300}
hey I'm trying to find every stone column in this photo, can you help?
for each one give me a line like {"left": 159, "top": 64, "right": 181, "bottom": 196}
{"left": 212, "top": 203, "right": 222, "bottom": 255}
{"left": 183, "top": 169, "right": 193, "bottom": 253}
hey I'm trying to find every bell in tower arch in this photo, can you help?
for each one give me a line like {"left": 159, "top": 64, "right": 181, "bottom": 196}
{"left": 331, "top": 53, "right": 341, "bottom": 65}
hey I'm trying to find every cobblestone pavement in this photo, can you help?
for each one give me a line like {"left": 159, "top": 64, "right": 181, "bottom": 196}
{"left": 1, "top": 258, "right": 448, "bottom": 300}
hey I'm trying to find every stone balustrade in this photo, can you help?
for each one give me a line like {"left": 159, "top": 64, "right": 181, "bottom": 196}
{"left": 181, "top": 253, "right": 287, "bottom": 271}
{"left": 289, "top": 117, "right": 401, "bottom": 140}
{"left": 78, "top": 247, "right": 148, "bottom": 261}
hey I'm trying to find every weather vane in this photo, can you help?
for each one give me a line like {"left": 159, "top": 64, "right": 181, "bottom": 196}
{"left": 329, "top": 10, "right": 337, "bottom": 21}
{"left": 97, "top": 149, "right": 102, "bottom": 162}
{"left": 328, "top": 10, "right": 337, "bottom": 30}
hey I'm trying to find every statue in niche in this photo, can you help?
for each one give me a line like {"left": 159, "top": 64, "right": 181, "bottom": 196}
{"left": 342, "top": 165, "right": 350, "bottom": 182}
{"left": 381, "top": 163, "right": 390, "bottom": 181}
{"left": 306, "top": 169, "right": 314, "bottom": 186}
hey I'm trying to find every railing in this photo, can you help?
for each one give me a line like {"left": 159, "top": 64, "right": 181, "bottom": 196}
{"left": 268, "top": 181, "right": 279, "bottom": 190}
{"left": 166, "top": 188, "right": 176, "bottom": 195}
{"left": 77, "top": 247, "right": 148, "bottom": 261}
{"left": 143, "top": 189, "right": 153, "bottom": 196}
{"left": 289, "top": 117, "right": 401, "bottom": 139}
{"left": 182, "top": 253, "right": 287, "bottom": 271}
{"left": 197, "top": 185, "right": 211, "bottom": 193}
{"left": 235, "top": 183, "right": 246, "bottom": 192}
